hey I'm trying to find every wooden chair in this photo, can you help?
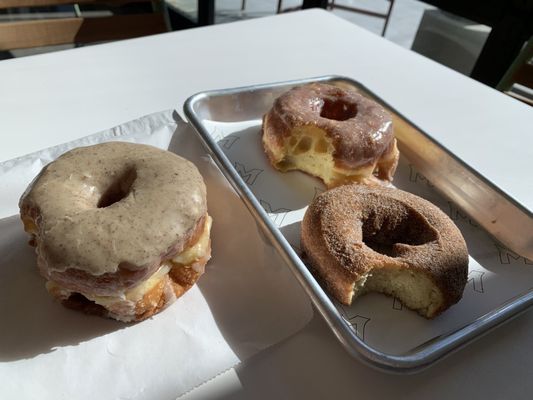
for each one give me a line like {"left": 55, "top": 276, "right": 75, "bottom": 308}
{"left": 0, "top": 0, "right": 168, "bottom": 51}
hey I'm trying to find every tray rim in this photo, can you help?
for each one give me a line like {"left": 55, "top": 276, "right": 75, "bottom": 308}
{"left": 183, "top": 75, "right": 533, "bottom": 373}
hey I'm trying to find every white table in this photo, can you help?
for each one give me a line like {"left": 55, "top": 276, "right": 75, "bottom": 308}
{"left": 1, "top": 9, "right": 532, "bottom": 399}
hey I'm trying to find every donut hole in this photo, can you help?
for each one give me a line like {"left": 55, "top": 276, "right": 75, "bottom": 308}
{"left": 97, "top": 167, "right": 137, "bottom": 208}
{"left": 362, "top": 208, "right": 438, "bottom": 257}
{"left": 320, "top": 98, "right": 358, "bottom": 121}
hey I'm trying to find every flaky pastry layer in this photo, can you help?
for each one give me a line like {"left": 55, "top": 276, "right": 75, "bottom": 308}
{"left": 45, "top": 215, "right": 212, "bottom": 322}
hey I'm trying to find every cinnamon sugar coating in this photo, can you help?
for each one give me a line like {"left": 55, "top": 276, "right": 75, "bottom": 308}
{"left": 301, "top": 185, "right": 469, "bottom": 318}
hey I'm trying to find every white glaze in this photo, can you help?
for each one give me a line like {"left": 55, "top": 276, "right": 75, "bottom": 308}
{"left": 20, "top": 142, "right": 207, "bottom": 275}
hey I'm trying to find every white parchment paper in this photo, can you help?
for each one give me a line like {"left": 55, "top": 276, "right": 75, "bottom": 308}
{"left": 205, "top": 118, "right": 533, "bottom": 356}
{"left": 0, "top": 111, "right": 313, "bottom": 399}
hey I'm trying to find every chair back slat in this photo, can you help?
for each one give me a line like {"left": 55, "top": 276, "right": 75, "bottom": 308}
{"left": 0, "top": 13, "right": 166, "bottom": 50}
{"left": 0, "top": 0, "right": 149, "bottom": 8}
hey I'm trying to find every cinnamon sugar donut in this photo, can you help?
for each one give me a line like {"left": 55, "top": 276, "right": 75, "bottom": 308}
{"left": 262, "top": 83, "right": 399, "bottom": 188}
{"left": 301, "top": 185, "right": 468, "bottom": 318}
{"left": 19, "top": 142, "right": 212, "bottom": 322}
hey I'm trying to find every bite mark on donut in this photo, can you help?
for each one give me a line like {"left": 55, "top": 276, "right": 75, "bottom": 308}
{"left": 362, "top": 268, "right": 444, "bottom": 318}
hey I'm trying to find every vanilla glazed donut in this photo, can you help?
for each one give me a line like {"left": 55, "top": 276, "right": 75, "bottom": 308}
{"left": 262, "top": 82, "right": 399, "bottom": 188}
{"left": 19, "top": 142, "right": 212, "bottom": 322}
{"left": 301, "top": 185, "right": 468, "bottom": 318}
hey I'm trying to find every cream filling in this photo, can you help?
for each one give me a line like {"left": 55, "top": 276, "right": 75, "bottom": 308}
{"left": 46, "top": 215, "right": 212, "bottom": 309}
{"left": 171, "top": 215, "right": 212, "bottom": 266}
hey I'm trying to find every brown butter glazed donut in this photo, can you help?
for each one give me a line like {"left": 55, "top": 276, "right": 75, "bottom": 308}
{"left": 301, "top": 185, "right": 468, "bottom": 318}
{"left": 262, "top": 83, "right": 399, "bottom": 188}
{"left": 19, "top": 142, "right": 212, "bottom": 322}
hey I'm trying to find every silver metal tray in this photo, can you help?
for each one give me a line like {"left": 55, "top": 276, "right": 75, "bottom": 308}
{"left": 184, "top": 76, "right": 533, "bottom": 373}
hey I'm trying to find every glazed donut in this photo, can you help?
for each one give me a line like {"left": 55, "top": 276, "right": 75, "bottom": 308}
{"left": 262, "top": 83, "right": 399, "bottom": 188}
{"left": 19, "top": 142, "right": 212, "bottom": 322}
{"left": 301, "top": 185, "right": 468, "bottom": 318}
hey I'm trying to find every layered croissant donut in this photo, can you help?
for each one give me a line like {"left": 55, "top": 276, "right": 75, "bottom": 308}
{"left": 301, "top": 185, "right": 468, "bottom": 318}
{"left": 262, "top": 82, "right": 399, "bottom": 188}
{"left": 19, "top": 142, "right": 212, "bottom": 322}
